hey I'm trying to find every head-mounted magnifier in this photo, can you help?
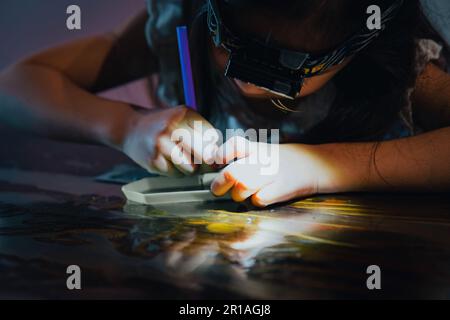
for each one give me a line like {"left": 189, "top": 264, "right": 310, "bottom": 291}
{"left": 207, "top": 0, "right": 404, "bottom": 99}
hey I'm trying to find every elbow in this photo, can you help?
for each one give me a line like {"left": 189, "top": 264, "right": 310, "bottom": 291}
{"left": 0, "top": 59, "right": 52, "bottom": 96}
{"left": 0, "top": 61, "right": 32, "bottom": 90}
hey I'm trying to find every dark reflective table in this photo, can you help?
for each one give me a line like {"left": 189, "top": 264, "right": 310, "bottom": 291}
{"left": 1, "top": 127, "right": 450, "bottom": 299}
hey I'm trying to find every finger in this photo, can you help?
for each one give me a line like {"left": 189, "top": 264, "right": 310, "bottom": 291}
{"left": 228, "top": 165, "right": 273, "bottom": 202}
{"left": 187, "top": 115, "right": 220, "bottom": 165}
{"left": 152, "top": 153, "right": 169, "bottom": 174}
{"left": 188, "top": 116, "right": 220, "bottom": 164}
{"left": 182, "top": 108, "right": 217, "bottom": 131}
{"left": 252, "top": 182, "right": 310, "bottom": 207}
{"left": 151, "top": 153, "right": 182, "bottom": 177}
{"left": 176, "top": 108, "right": 220, "bottom": 165}
{"left": 210, "top": 170, "right": 235, "bottom": 196}
{"left": 172, "top": 125, "right": 218, "bottom": 165}
{"left": 158, "top": 135, "right": 196, "bottom": 175}
{"left": 211, "top": 159, "right": 273, "bottom": 198}
{"left": 230, "top": 182, "right": 257, "bottom": 202}
{"left": 215, "top": 136, "right": 253, "bottom": 166}
{"left": 165, "top": 106, "right": 190, "bottom": 130}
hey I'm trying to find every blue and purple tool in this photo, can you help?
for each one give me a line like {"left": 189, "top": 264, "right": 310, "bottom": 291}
{"left": 176, "top": 26, "right": 198, "bottom": 111}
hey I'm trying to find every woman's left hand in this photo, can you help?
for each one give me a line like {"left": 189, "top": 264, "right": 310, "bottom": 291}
{"left": 210, "top": 136, "right": 334, "bottom": 207}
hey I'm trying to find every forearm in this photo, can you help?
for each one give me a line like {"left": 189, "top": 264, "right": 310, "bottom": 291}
{"left": 0, "top": 64, "right": 137, "bottom": 149}
{"left": 316, "top": 127, "right": 450, "bottom": 193}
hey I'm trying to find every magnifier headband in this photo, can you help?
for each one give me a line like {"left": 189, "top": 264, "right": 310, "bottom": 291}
{"left": 207, "top": 0, "right": 404, "bottom": 99}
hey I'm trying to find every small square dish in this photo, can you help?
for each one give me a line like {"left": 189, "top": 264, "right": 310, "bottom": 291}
{"left": 121, "top": 173, "right": 230, "bottom": 204}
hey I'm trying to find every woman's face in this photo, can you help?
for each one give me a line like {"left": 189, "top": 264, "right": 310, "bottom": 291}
{"left": 210, "top": 40, "right": 350, "bottom": 99}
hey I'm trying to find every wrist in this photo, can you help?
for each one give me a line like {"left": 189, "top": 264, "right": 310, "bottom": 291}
{"left": 311, "top": 142, "right": 374, "bottom": 194}
{"left": 98, "top": 103, "right": 139, "bottom": 151}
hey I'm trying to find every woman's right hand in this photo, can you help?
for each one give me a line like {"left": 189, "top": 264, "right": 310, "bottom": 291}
{"left": 122, "top": 106, "right": 220, "bottom": 176}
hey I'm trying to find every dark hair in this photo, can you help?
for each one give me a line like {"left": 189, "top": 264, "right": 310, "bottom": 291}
{"left": 188, "top": 0, "right": 447, "bottom": 143}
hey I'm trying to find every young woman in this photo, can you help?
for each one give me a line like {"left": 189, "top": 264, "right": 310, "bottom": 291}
{"left": 0, "top": 0, "right": 449, "bottom": 207}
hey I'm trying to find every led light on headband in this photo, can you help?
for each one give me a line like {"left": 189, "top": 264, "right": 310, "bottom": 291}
{"left": 207, "top": 0, "right": 404, "bottom": 99}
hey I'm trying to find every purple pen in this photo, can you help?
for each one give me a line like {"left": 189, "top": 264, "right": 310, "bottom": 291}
{"left": 176, "top": 26, "right": 198, "bottom": 111}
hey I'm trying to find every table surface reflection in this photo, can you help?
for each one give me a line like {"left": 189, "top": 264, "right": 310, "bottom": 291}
{"left": 1, "top": 184, "right": 450, "bottom": 299}
{"left": 0, "top": 130, "right": 449, "bottom": 299}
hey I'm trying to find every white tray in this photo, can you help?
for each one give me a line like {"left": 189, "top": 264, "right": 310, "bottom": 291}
{"left": 121, "top": 173, "right": 230, "bottom": 204}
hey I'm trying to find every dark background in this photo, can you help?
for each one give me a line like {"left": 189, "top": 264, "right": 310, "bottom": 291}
{"left": 0, "top": 0, "right": 449, "bottom": 70}
{"left": 0, "top": 0, "right": 145, "bottom": 70}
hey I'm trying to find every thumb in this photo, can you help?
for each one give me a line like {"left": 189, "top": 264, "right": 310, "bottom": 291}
{"left": 215, "top": 136, "right": 255, "bottom": 166}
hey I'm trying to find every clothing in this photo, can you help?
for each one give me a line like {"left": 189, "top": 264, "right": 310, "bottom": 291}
{"left": 144, "top": 0, "right": 445, "bottom": 143}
